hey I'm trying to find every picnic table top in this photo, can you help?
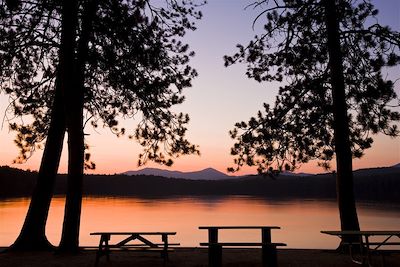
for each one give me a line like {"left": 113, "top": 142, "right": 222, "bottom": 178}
{"left": 321, "top": 230, "right": 400, "bottom": 236}
{"left": 90, "top": 232, "right": 176, "bottom": 236}
{"left": 200, "top": 242, "right": 287, "bottom": 246}
{"left": 198, "top": 226, "right": 281, "bottom": 230}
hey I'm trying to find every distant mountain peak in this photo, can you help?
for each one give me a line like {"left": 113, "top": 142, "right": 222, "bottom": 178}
{"left": 123, "top": 167, "right": 231, "bottom": 180}
{"left": 198, "top": 167, "right": 226, "bottom": 174}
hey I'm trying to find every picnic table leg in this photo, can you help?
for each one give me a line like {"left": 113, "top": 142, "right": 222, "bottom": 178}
{"left": 208, "top": 229, "right": 222, "bottom": 267}
{"left": 162, "top": 233, "right": 169, "bottom": 261}
{"left": 95, "top": 234, "right": 110, "bottom": 267}
{"left": 364, "top": 236, "right": 372, "bottom": 267}
{"left": 104, "top": 234, "right": 111, "bottom": 261}
{"left": 262, "top": 244, "right": 277, "bottom": 267}
{"left": 262, "top": 228, "right": 278, "bottom": 267}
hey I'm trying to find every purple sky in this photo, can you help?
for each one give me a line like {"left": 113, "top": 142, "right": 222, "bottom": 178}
{"left": 0, "top": 0, "right": 399, "bottom": 175}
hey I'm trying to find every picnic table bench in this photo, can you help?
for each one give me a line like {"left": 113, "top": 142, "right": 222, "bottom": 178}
{"left": 321, "top": 230, "right": 400, "bottom": 267}
{"left": 199, "top": 226, "right": 286, "bottom": 267}
{"left": 90, "top": 232, "right": 179, "bottom": 266}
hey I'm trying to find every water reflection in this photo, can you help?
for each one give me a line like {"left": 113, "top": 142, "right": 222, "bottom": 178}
{"left": 0, "top": 196, "right": 399, "bottom": 249}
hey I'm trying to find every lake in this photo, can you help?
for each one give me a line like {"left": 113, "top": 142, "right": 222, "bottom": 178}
{"left": 0, "top": 196, "right": 399, "bottom": 248}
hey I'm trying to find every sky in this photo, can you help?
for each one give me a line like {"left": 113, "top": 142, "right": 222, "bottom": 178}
{"left": 0, "top": 0, "right": 399, "bottom": 175}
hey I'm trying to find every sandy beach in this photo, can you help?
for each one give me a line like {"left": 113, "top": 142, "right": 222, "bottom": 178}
{"left": 1, "top": 248, "right": 399, "bottom": 267}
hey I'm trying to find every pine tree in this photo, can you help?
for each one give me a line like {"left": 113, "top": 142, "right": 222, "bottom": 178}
{"left": 225, "top": 0, "right": 400, "bottom": 241}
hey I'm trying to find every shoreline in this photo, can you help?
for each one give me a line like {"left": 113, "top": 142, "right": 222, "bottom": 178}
{"left": 1, "top": 248, "right": 399, "bottom": 267}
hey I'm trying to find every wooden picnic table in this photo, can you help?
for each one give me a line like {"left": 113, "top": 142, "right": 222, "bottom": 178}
{"left": 321, "top": 230, "right": 400, "bottom": 267}
{"left": 90, "top": 232, "right": 178, "bottom": 266}
{"left": 199, "top": 226, "right": 286, "bottom": 267}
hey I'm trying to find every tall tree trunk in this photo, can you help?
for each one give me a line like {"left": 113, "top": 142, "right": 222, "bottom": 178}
{"left": 10, "top": 87, "right": 66, "bottom": 251}
{"left": 58, "top": 0, "right": 97, "bottom": 252}
{"left": 58, "top": 113, "right": 84, "bottom": 252}
{"left": 56, "top": 0, "right": 82, "bottom": 252}
{"left": 323, "top": 0, "right": 360, "bottom": 238}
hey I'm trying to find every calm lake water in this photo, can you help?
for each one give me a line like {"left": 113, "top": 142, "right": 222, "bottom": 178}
{"left": 0, "top": 196, "right": 399, "bottom": 249}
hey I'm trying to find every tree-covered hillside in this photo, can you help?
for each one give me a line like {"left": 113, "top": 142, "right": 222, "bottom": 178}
{"left": 0, "top": 165, "right": 399, "bottom": 201}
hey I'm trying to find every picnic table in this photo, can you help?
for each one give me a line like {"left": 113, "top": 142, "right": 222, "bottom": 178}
{"left": 90, "top": 232, "right": 179, "bottom": 266}
{"left": 321, "top": 230, "right": 400, "bottom": 266}
{"left": 199, "top": 226, "right": 286, "bottom": 267}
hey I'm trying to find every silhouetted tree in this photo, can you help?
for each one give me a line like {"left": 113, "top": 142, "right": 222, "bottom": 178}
{"left": 1, "top": 0, "right": 203, "bottom": 251}
{"left": 225, "top": 0, "right": 400, "bottom": 239}
{"left": 1, "top": 0, "right": 68, "bottom": 250}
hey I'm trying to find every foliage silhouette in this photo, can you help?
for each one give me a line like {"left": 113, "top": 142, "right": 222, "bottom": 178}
{"left": 225, "top": 0, "right": 400, "bottom": 241}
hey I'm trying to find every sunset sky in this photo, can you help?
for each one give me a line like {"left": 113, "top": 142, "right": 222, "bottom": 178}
{"left": 0, "top": 0, "right": 399, "bottom": 176}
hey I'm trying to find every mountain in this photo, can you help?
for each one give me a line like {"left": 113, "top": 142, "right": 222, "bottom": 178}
{"left": 123, "top": 167, "right": 232, "bottom": 180}
{"left": 392, "top": 163, "right": 400, "bottom": 168}
{"left": 123, "top": 167, "right": 313, "bottom": 180}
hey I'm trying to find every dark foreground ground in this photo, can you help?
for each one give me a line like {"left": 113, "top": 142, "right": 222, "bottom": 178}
{"left": 0, "top": 248, "right": 399, "bottom": 267}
